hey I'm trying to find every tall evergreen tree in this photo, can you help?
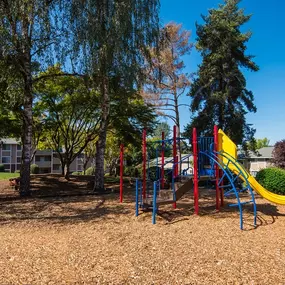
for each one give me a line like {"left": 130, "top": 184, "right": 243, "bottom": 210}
{"left": 185, "top": 0, "right": 259, "bottom": 145}
{"left": 69, "top": 0, "right": 160, "bottom": 192}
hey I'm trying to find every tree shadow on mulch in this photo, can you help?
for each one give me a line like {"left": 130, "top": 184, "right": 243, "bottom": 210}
{"left": 0, "top": 175, "right": 134, "bottom": 226}
{"left": 152, "top": 188, "right": 285, "bottom": 230}
{"left": 0, "top": 195, "right": 131, "bottom": 226}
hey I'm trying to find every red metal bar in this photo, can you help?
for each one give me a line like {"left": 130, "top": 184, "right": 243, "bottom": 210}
{"left": 193, "top": 128, "right": 199, "bottom": 215}
{"left": 220, "top": 169, "right": 224, "bottom": 206}
{"left": 120, "top": 144, "right": 124, "bottom": 203}
{"left": 161, "top": 131, "right": 165, "bottom": 189}
{"left": 214, "top": 125, "right": 220, "bottom": 211}
{"left": 142, "top": 129, "right": 147, "bottom": 199}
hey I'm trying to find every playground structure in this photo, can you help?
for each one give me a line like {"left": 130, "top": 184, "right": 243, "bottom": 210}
{"left": 132, "top": 125, "right": 285, "bottom": 229}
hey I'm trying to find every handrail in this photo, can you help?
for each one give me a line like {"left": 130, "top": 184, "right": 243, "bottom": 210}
{"left": 218, "top": 150, "right": 250, "bottom": 179}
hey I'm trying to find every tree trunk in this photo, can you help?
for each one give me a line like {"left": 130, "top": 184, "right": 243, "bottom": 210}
{"left": 20, "top": 55, "right": 33, "bottom": 196}
{"left": 64, "top": 163, "right": 70, "bottom": 180}
{"left": 174, "top": 90, "right": 182, "bottom": 175}
{"left": 93, "top": 77, "right": 109, "bottom": 193}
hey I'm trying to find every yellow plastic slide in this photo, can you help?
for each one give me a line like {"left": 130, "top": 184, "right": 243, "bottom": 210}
{"left": 218, "top": 130, "right": 285, "bottom": 205}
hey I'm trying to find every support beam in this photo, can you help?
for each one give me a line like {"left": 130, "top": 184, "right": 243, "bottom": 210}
{"left": 193, "top": 128, "right": 199, "bottom": 214}
{"left": 120, "top": 144, "right": 124, "bottom": 203}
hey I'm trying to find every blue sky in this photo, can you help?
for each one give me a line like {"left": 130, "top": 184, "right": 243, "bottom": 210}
{"left": 159, "top": 0, "right": 285, "bottom": 144}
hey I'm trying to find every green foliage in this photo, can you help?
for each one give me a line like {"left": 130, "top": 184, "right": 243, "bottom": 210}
{"left": 187, "top": 0, "right": 259, "bottom": 145}
{"left": 246, "top": 137, "right": 271, "bottom": 152}
{"left": 147, "top": 137, "right": 172, "bottom": 160}
{"left": 256, "top": 168, "right": 285, "bottom": 195}
{"left": 154, "top": 122, "right": 171, "bottom": 139}
{"left": 256, "top": 138, "right": 270, "bottom": 149}
{"left": 147, "top": 166, "right": 161, "bottom": 181}
{"left": 30, "top": 164, "right": 39, "bottom": 174}
{"left": 72, "top": 171, "right": 82, "bottom": 176}
{"left": 14, "top": 170, "right": 21, "bottom": 174}
{"left": 124, "top": 166, "right": 140, "bottom": 178}
{"left": 35, "top": 66, "right": 101, "bottom": 179}
{"left": 0, "top": 164, "right": 5, "bottom": 172}
{"left": 85, "top": 167, "right": 95, "bottom": 176}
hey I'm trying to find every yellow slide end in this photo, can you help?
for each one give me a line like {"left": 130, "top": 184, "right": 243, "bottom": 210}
{"left": 218, "top": 130, "right": 285, "bottom": 205}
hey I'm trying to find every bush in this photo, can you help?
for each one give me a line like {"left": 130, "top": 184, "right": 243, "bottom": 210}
{"left": 0, "top": 164, "right": 5, "bottom": 172}
{"left": 147, "top": 166, "right": 161, "bottom": 181}
{"left": 30, "top": 164, "right": 39, "bottom": 174}
{"left": 14, "top": 170, "right": 20, "bottom": 173}
{"left": 256, "top": 167, "right": 285, "bottom": 195}
{"left": 85, "top": 166, "right": 95, "bottom": 176}
{"left": 72, "top": 171, "right": 81, "bottom": 175}
{"left": 124, "top": 166, "right": 137, "bottom": 177}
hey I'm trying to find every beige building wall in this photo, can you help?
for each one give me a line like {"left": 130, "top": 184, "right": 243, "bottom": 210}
{"left": 0, "top": 139, "right": 91, "bottom": 174}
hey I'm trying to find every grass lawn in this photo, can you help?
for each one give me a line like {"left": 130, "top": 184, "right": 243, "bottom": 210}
{"left": 0, "top": 172, "right": 18, "bottom": 180}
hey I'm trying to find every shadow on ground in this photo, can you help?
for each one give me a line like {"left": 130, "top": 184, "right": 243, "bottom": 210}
{"left": 0, "top": 175, "right": 284, "bottom": 229}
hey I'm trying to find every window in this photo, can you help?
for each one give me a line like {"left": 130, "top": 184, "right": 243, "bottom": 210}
{"left": 2, "top": 144, "right": 10, "bottom": 151}
{"left": 53, "top": 164, "right": 60, "bottom": 170}
{"left": 77, "top": 153, "right": 84, "bottom": 159}
{"left": 35, "top": 155, "right": 51, "bottom": 162}
{"left": 44, "top": 156, "right": 51, "bottom": 162}
{"left": 17, "top": 145, "right": 22, "bottom": 150}
{"left": 2, "top": 157, "right": 10, "bottom": 164}
{"left": 17, "top": 157, "right": 21, "bottom": 163}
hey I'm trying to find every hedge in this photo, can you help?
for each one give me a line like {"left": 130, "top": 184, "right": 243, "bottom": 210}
{"left": 256, "top": 167, "right": 285, "bottom": 195}
{"left": 30, "top": 164, "right": 39, "bottom": 174}
{"left": 0, "top": 164, "right": 5, "bottom": 172}
{"left": 85, "top": 166, "right": 95, "bottom": 176}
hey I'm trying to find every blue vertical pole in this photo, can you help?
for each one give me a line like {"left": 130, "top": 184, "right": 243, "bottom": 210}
{"left": 135, "top": 179, "right": 139, "bottom": 216}
{"left": 152, "top": 181, "right": 157, "bottom": 224}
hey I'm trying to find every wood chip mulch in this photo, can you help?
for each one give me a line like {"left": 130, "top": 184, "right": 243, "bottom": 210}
{"left": 0, "top": 175, "right": 285, "bottom": 284}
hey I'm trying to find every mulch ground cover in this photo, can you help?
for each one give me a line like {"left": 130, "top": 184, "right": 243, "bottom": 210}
{"left": 0, "top": 174, "right": 285, "bottom": 284}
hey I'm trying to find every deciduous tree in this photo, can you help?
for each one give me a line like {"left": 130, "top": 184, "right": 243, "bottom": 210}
{"left": 35, "top": 66, "right": 100, "bottom": 180}
{"left": 272, "top": 140, "right": 285, "bottom": 169}
{"left": 69, "top": 0, "right": 160, "bottom": 192}
{"left": 0, "top": 0, "right": 65, "bottom": 195}
{"left": 144, "top": 22, "right": 192, "bottom": 140}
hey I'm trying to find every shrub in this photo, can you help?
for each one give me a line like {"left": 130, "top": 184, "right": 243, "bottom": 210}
{"left": 147, "top": 166, "right": 161, "bottom": 181}
{"left": 85, "top": 166, "right": 95, "bottom": 176}
{"left": 124, "top": 166, "right": 137, "bottom": 177}
{"left": 30, "top": 164, "right": 39, "bottom": 174}
{"left": 256, "top": 167, "right": 285, "bottom": 195}
{"left": 72, "top": 171, "right": 81, "bottom": 175}
{"left": 0, "top": 164, "right": 5, "bottom": 172}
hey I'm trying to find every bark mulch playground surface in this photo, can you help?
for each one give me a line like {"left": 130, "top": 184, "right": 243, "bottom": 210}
{"left": 0, "top": 174, "right": 285, "bottom": 284}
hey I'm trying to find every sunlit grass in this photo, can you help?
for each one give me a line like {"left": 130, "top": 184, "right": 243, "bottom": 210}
{"left": 0, "top": 173, "right": 18, "bottom": 180}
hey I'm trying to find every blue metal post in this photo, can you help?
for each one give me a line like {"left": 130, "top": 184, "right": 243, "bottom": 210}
{"left": 152, "top": 181, "right": 157, "bottom": 224}
{"left": 135, "top": 179, "right": 139, "bottom": 216}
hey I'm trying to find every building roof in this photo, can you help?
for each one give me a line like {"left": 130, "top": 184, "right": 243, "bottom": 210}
{"left": 0, "top": 138, "right": 20, "bottom": 145}
{"left": 148, "top": 154, "right": 193, "bottom": 169}
{"left": 238, "top": 146, "right": 274, "bottom": 159}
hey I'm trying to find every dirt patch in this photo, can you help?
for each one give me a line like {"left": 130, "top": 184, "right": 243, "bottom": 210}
{"left": 0, "top": 175, "right": 285, "bottom": 284}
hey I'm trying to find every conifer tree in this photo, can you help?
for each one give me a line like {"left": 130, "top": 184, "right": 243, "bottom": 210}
{"left": 186, "top": 0, "right": 258, "bottom": 144}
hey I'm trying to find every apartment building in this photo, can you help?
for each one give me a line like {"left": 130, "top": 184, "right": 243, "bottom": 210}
{"left": 239, "top": 146, "right": 273, "bottom": 177}
{"left": 0, "top": 138, "right": 90, "bottom": 174}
